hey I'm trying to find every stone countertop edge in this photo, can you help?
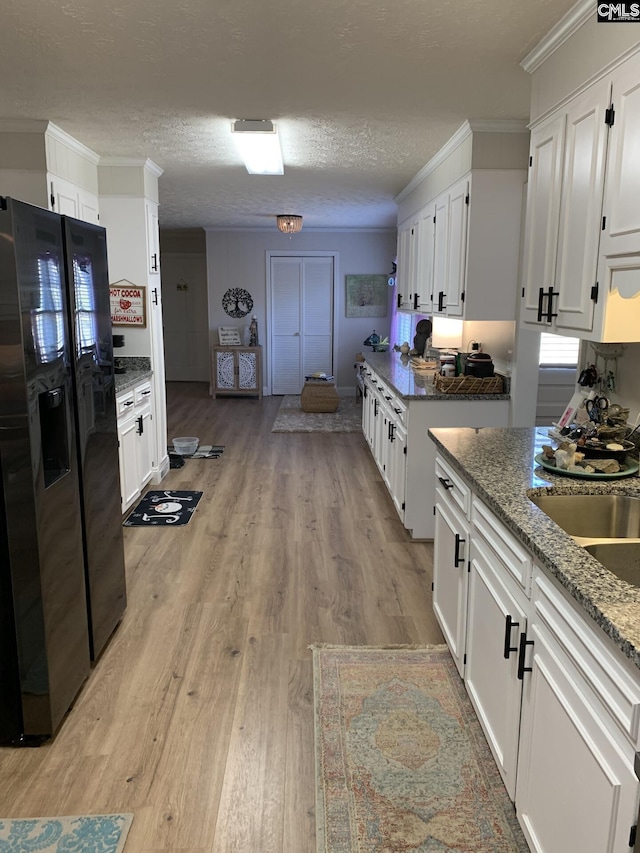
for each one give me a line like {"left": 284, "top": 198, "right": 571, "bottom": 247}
{"left": 428, "top": 425, "right": 640, "bottom": 670}
{"left": 363, "top": 351, "right": 510, "bottom": 401}
{"left": 115, "top": 369, "right": 153, "bottom": 394}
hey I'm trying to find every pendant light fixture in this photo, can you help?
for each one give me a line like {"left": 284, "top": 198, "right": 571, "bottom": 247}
{"left": 276, "top": 214, "right": 303, "bottom": 234}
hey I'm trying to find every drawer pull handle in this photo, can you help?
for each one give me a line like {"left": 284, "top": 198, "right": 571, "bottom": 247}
{"left": 438, "top": 476, "right": 454, "bottom": 490}
{"left": 394, "top": 407, "right": 402, "bottom": 415}
{"left": 517, "top": 632, "right": 534, "bottom": 680}
{"left": 503, "top": 615, "right": 520, "bottom": 659}
{"left": 123, "top": 401, "right": 134, "bottom": 408}
{"left": 454, "top": 533, "right": 466, "bottom": 567}
{"left": 385, "top": 395, "right": 392, "bottom": 401}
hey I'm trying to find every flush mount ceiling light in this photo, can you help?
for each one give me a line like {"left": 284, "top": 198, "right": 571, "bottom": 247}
{"left": 276, "top": 214, "right": 303, "bottom": 234}
{"left": 231, "top": 119, "right": 284, "bottom": 175}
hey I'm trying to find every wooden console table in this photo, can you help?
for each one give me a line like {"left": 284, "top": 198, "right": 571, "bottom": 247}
{"left": 211, "top": 345, "right": 262, "bottom": 398}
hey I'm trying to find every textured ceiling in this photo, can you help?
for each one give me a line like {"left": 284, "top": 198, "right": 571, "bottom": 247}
{"left": 0, "top": 0, "right": 576, "bottom": 230}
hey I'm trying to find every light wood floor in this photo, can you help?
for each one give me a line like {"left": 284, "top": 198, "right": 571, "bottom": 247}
{"left": 0, "top": 382, "right": 443, "bottom": 852}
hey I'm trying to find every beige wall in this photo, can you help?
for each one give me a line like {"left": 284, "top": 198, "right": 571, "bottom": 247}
{"left": 205, "top": 229, "right": 397, "bottom": 394}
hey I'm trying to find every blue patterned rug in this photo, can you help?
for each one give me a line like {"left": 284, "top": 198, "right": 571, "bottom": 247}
{"left": 0, "top": 814, "right": 133, "bottom": 852}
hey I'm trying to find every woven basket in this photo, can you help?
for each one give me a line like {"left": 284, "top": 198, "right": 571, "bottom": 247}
{"left": 434, "top": 374, "right": 504, "bottom": 395}
{"left": 301, "top": 381, "right": 340, "bottom": 412}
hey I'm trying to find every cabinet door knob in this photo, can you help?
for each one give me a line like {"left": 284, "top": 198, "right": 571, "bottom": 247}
{"left": 503, "top": 615, "right": 520, "bottom": 659}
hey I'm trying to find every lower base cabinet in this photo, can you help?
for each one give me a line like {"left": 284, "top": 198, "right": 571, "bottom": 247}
{"left": 433, "top": 451, "right": 640, "bottom": 852}
{"left": 516, "top": 571, "right": 640, "bottom": 853}
{"left": 117, "top": 380, "right": 154, "bottom": 512}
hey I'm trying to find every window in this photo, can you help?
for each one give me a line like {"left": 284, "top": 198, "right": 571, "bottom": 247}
{"left": 538, "top": 332, "right": 580, "bottom": 367}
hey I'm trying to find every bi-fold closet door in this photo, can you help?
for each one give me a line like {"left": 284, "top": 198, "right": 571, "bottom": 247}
{"left": 269, "top": 256, "right": 334, "bottom": 395}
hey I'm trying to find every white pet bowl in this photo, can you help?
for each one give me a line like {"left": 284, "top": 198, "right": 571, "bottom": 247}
{"left": 172, "top": 436, "right": 199, "bottom": 455}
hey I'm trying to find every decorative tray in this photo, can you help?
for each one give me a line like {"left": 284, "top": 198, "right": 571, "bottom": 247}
{"left": 534, "top": 453, "right": 639, "bottom": 480}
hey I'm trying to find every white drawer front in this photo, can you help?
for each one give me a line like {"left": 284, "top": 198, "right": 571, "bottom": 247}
{"left": 134, "top": 382, "right": 152, "bottom": 405}
{"left": 533, "top": 569, "right": 640, "bottom": 746}
{"left": 116, "top": 392, "right": 135, "bottom": 417}
{"left": 472, "top": 498, "right": 533, "bottom": 594}
{"left": 435, "top": 455, "right": 471, "bottom": 520}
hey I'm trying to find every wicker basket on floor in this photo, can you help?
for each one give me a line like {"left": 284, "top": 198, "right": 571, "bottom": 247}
{"left": 301, "top": 381, "right": 340, "bottom": 412}
{"left": 434, "top": 374, "right": 504, "bottom": 394}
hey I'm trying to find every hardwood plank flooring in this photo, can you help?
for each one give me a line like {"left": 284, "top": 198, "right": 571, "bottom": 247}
{"left": 0, "top": 382, "right": 443, "bottom": 851}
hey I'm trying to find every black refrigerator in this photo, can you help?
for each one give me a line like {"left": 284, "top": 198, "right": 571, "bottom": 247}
{"left": 0, "top": 197, "right": 126, "bottom": 744}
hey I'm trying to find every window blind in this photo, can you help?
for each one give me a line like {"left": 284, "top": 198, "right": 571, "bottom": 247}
{"left": 538, "top": 332, "right": 580, "bottom": 367}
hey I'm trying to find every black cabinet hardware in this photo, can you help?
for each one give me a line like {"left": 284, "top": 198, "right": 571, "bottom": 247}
{"left": 454, "top": 533, "right": 465, "bottom": 567}
{"left": 517, "top": 632, "right": 534, "bottom": 680}
{"left": 437, "top": 476, "right": 453, "bottom": 490}
{"left": 503, "top": 615, "right": 520, "bottom": 659}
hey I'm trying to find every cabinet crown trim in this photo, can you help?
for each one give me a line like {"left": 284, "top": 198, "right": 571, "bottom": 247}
{"left": 394, "top": 120, "right": 527, "bottom": 206}
{"left": 520, "top": 0, "right": 593, "bottom": 74}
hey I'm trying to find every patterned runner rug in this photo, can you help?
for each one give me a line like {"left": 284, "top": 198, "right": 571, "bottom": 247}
{"left": 271, "top": 395, "right": 362, "bottom": 433}
{"left": 312, "top": 645, "right": 529, "bottom": 852}
{"left": 0, "top": 814, "right": 133, "bottom": 852}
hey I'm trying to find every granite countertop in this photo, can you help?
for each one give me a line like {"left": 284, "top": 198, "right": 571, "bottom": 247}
{"left": 428, "top": 426, "right": 640, "bottom": 669}
{"left": 364, "top": 351, "right": 510, "bottom": 401}
{"left": 115, "top": 369, "right": 153, "bottom": 394}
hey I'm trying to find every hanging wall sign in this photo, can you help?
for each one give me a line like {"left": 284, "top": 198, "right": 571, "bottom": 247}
{"left": 110, "top": 280, "right": 147, "bottom": 327}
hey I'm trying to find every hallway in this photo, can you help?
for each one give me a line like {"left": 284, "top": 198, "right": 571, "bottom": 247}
{"left": 0, "top": 382, "right": 442, "bottom": 852}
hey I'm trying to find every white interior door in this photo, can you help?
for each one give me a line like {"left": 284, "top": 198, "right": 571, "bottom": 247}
{"left": 270, "top": 256, "right": 334, "bottom": 395}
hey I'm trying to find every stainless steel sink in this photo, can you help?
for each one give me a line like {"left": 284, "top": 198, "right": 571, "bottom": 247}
{"left": 530, "top": 493, "right": 640, "bottom": 587}
{"left": 530, "top": 494, "right": 640, "bottom": 540}
{"left": 584, "top": 541, "right": 640, "bottom": 586}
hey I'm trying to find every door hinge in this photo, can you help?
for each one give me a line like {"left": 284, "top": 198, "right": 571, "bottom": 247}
{"left": 463, "top": 653, "right": 467, "bottom": 665}
{"left": 431, "top": 581, "right": 434, "bottom": 592}
{"left": 465, "top": 194, "right": 470, "bottom": 205}
{"left": 590, "top": 281, "right": 599, "bottom": 303}
{"left": 433, "top": 505, "right": 436, "bottom": 515}
{"left": 522, "top": 287, "right": 525, "bottom": 298}
{"left": 605, "top": 104, "right": 615, "bottom": 127}
{"left": 529, "top": 155, "right": 533, "bottom": 167}
{"left": 629, "top": 824, "right": 637, "bottom": 847}
{"left": 401, "top": 501, "right": 405, "bottom": 510}
{"left": 461, "top": 291, "right": 465, "bottom": 303}
{"left": 602, "top": 215, "right": 607, "bottom": 231}
{"left": 467, "top": 560, "right": 471, "bottom": 574}
{"left": 403, "top": 445, "right": 407, "bottom": 454}
{"left": 433, "top": 215, "right": 436, "bottom": 224}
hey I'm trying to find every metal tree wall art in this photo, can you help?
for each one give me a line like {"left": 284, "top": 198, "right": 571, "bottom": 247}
{"left": 222, "top": 288, "right": 253, "bottom": 318}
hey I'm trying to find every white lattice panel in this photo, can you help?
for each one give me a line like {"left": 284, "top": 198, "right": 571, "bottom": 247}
{"left": 238, "top": 351, "right": 257, "bottom": 390}
{"left": 216, "top": 350, "right": 236, "bottom": 389}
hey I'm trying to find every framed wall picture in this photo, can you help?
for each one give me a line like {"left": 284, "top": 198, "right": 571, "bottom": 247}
{"left": 110, "top": 280, "right": 146, "bottom": 327}
{"left": 218, "top": 326, "right": 242, "bottom": 345}
{"left": 345, "top": 275, "right": 388, "bottom": 318}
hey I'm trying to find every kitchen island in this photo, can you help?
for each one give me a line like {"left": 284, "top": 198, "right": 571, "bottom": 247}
{"left": 428, "top": 425, "right": 640, "bottom": 853}
{"left": 361, "top": 351, "right": 510, "bottom": 538}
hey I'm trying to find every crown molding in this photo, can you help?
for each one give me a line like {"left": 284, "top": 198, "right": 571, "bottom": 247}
{"left": 521, "top": 0, "right": 593, "bottom": 74}
{"left": 99, "top": 156, "right": 163, "bottom": 176}
{"left": 45, "top": 122, "right": 101, "bottom": 164}
{"left": 395, "top": 119, "right": 528, "bottom": 205}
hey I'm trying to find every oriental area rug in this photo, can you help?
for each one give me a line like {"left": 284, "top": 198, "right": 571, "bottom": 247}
{"left": 312, "top": 645, "right": 529, "bottom": 853}
{"left": 271, "top": 395, "right": 362, "bottom": 433}
{"left": 0, "top": 813, "right": 133, "bottom": 852}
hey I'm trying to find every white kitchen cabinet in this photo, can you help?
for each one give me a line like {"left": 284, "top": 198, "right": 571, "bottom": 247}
{"left": 600, "top": 54, "right": 640, "bottom": 258}
{"left": 522, "top": 51, "right": 640, "bottom": 341}
{"left": 395, "top": 221, "right": 413, "bottom": 310}
{"left": 466, "top": 502, "right": 532, "bottom": 801}
{"left": 432, "top": 448, "right": 640, "bottom": 849}
{"left": 521, "top": 80, "right": 609, "bottom": 334}
{"left": 146, "top": 199, "right": 160, "bottom": 275}
{"left": 432, "top": 455, "right": 471, "bottom": 677}
{"left": 49, "top": 175, "right": 100, "bottom": 225}
{"left": 117, "top": 380, "right": 154, "bottom": 513}
{"left": 413, "top": 204, "right": 435, "bottom": 314}
{"left": 432, "top": 176, "right": 469, "bottom": 318}
{"left": 516, "top": 571, "right": 640, "bottom": 853}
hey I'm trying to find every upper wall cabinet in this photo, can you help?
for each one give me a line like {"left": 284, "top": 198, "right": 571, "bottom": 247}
{"left": 0, "top": 121, "right": 100, "bottom": 225}
{"left": 521, "top": 51, "right": 640, "bottom": 342}
{"left": 396, "top": 163, "right": 527, "bottom": 321}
